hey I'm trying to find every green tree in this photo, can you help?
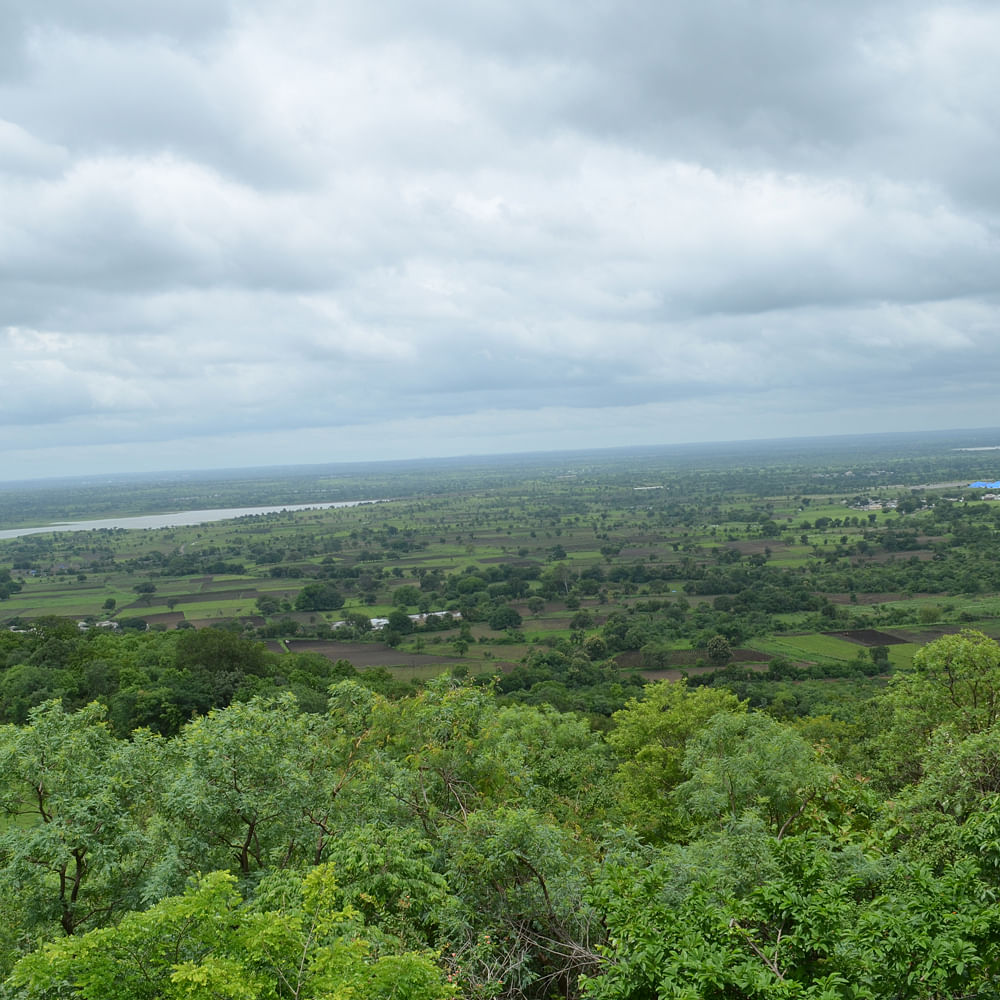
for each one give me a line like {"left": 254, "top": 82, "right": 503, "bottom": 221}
{"left": 674, "top": 711, "right": 837, "bottom": 839}
{"left": 490, "top": 703, "right": 617, "bottom": 825}
{"left": 879, "top": 629, "right": 1000, "bottom": 787}
{"left": 321, "top": 825, "right": 449, "bottom": 949}
{"left": 8, "top": 865, "right": 455, "bottom": 1000}
{"left": 438, "top": 807, "right": 601, "bottom": 999}
{"left": 393, "top": 585, "right": 422, "bottom": 609}
{"left": 0, "top": 702, "right": 162, "bottom": 949}
{"left": 904, "top": 629, "right": 1000, "bottom": 735}
{"left": 174, "top": 626, "right": 268, "bottom": 678}
{"left": 155, "top": 694, "right": 370, "bottom": 880}
{"left": 585, "top": 833, "right": 1000, "bottom": 1000}
{"left": 880, "top": 723, "right": 1000, "bottom": 870}
{"left": 387, "top": 609, "right": 415, "bottom": 634}
{"left": 295, "top": 583, "right": 344, "bottom": 612}
{"left": 706, "top": 633, "right": 732, "bottom": 665}
{"left": 607, "top": 682, "right": 744, "bottom": 842}
{"left": 487, "top": 603, "right": 522, "bottom": 630}
{"left": 0, "top": 569, "right": 23, "bottom": 600}
{"left": 869, "top": 644, "right": 890, "bottom": 669}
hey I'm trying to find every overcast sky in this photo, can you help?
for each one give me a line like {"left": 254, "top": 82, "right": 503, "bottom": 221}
{"left": 2, "top": 0, "right": 999, "bottom": 483}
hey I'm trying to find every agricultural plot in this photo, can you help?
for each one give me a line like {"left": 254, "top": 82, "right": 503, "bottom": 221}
{"left": 4, "top": 433, "right": 1000, "bottom": 699}
{"left": 284, "top": 639, "right": 463, "bottom": 675}
{"left": 751, "top": 634, "right": 864, "bottom": 663}
{"left": 824, "top": 629, "right": 909, "bottom": 646}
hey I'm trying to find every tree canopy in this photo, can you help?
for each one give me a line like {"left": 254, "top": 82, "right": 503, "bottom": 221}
{"left": 1, "top": 632, "right": 1000, "bottom": 998}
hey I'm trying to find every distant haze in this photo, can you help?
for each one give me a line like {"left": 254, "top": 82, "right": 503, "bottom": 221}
{"left": 2, "top": 1, "right": 998, "bottom": 480}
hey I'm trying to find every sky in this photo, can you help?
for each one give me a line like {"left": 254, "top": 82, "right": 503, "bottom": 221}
{"left": 1, "top": 0, "right": 999, "bottom": 482}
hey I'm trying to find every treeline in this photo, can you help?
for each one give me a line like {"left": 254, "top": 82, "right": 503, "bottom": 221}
{"left": 3, "top": 631, "right": 1000, "bottom": 997}
{"left": 0, "top": 619, "right": 651, "bottom": 732}
{"left": 0, "top": 621, "right": 411, "bottom": 734}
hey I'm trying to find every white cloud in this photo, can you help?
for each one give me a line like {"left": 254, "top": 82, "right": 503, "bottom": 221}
{"left": 0, "top": 0, "right": 998, "bottom": 482}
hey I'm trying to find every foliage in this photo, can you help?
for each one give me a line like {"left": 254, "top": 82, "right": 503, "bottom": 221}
{"left": 674, "top": 711, "right": 838, "bottom": 839}
{"left": 0, "top": 701, "right": 161, "bottom": 953}
{"left": 294, "top": 582, "right": 344, "bottom": 611}
{"left": 155, "top": 690, "right": 378, "bottom": 881}
{"left": 584, "top": 831, "right": 1000, "bottom": 1000}
{"left": 879, "top": 629, "right": 1000, "bottom": 788}
{"left": 10, "top": 439, "right": 1000, "bottom": 996}
{"left": 607, "top": 682, "right": 744, "bottom": 842}
{"left": 8, "top": 865, "right": 455, "bottom": 1000}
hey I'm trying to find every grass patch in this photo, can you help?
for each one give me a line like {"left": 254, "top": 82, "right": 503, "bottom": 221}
{"left": 750, "top": 633, "right": 861, "bottom": 663}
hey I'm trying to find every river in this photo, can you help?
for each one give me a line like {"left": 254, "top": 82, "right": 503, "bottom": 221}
{"left": 0, "top": 500, "right": 384, "bottom": 541}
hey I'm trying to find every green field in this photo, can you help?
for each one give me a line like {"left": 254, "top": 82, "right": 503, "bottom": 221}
{"left": 4, "top": 434, "right": 1000, "bottom": 692}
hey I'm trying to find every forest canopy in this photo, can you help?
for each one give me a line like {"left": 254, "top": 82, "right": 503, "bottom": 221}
{"left": 1, "top": 629, "right": 1000, "bottom": 997}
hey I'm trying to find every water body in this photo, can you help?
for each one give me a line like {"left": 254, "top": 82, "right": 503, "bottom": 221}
{"left": 0, "top": 500, "right": 383, "bottom": 541}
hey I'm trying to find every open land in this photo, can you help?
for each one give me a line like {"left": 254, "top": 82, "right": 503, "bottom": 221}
{"left": 5, "top": 430, "right": 1000, "bottom": 712}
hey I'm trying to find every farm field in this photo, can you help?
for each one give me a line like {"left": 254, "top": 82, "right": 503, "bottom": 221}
{"left": 5, "top": 430, "right": 1000, "bottom": 712}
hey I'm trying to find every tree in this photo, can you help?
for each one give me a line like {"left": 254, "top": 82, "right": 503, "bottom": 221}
{"left": 869, "top": 644, "right": 890, "bottom": 669}
{"left": 607, "top": 683, "right": 744, "bottom": 842}
{"left": 8, "top": 865, "right": 456, "bottom": 1000}
{"left": 491, "top": 703, "right": 617, "bottom": 825}
{"left": 487, "top": 604, "right": 522, "bottom": 630}
{"left": 321, "top": 825, "right": 449, "bottom": 949}
{"left": 0, "top": 569, "right": 23, "bottom": 601}
{"left": 880, "top": 722, "right": 1000, "bottom": 869}
{"left": 156, "top": 686, "right": 382, "bottom": 880}
{"left": 906, "top": 629, "right": 1000, "bottom": 734}
{"left": 255, "top": 595, "right": 279, "bottom": 615}
{"left": 157, "top": 695, "right": 338, "bottom": 878}
{"left": 170, "top": 627, "right": 269, "bottom": 712}
{"left": 438, "top": 807, "right": 602, "bottom": 998}
{"left": 706, "top": 633, "right": 732, "bottom": 665}
{"left": 387, "top": 609, "right": 415, "bottom": 634}
{"left": 674, "top": 712, "right": 836, "bottom": 839}
{"left": 0, "top": 702, "right": 162, "bottom": 947}
{"left": 880, "top": 629, "right": 1000, "bottom": 787}
{"left": 295, "top": 582, "right": 344, "bottom": 612}
{"left": 585, "top": 833, "right": 1000, "bottom": 1000}
{"left": 393, "top": 585, "right": 422, "bottom": 609}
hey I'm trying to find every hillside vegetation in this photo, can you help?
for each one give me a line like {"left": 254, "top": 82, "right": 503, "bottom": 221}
{"left": 4, "top": 432, "right": 1000, "bottom": 995}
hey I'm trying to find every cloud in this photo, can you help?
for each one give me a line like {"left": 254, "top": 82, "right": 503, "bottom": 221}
{"left": 0, "top": 0, "right": 998, "bottom": 482}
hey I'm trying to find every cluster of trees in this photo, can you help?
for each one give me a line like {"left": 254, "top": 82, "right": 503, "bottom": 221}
{"left": 0, "top": 621, "right": 406, "bottom": 734}
{"left": 0, "top": 571, "right": 21, "bottom": 601}
{"left": 3, "top": 630, "right": 1000, "bottom": 997}
{"left": 13, "top": 437, "right": 1000, "bottom": 656}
